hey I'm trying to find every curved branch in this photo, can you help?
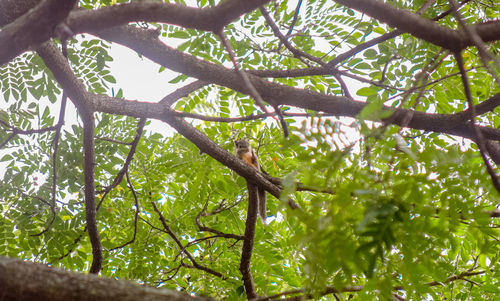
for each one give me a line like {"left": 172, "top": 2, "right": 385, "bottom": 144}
{"left": 239, "top": 182, "right": 259, "bottom": 299}
{"left": 90, "top": 26, "right": 500, "bottom": 141}
{"left": 82, "top": 113, "right": 102, "bottom": 274}
{"left": 0, "top": 256, "right": 209, "bottom": 301}
{"left": 67, "top": 0, "right": 270, "bottom": 34}
{"left": 0, "top": 0, "right": 77, "bottom": 66}
{"left": 332, "top": 0, "right": 500, "bottom": 52}
{"left": 151, "top": 201, "right": 224, "bottom": 279}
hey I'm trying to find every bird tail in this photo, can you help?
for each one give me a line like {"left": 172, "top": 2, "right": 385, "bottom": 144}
{"left": 258, "top": 188, "right": 267, "bottom": 224}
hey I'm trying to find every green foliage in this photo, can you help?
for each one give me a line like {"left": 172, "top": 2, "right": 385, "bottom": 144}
{"left": 1, "top": 0, "right": 500, "bottom": 300}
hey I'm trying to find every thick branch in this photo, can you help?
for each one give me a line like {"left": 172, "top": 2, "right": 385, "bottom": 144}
{"left": 90, "top": 26, "right": 500, "bottom": 141}
{"left": 0, "top": 257, "right": 208, "bottom": 301}
{"left": 67, "top": 0, "right": 270, "bottom": 34}
{"left": 239, "top": 182, "right": 259, "bottom": 299}
{"left": 332, "top": 0, "right": 500, "bottom": 52}
{"left": 36, "top": 41, "right": 93, "bottom": 115}
{"left": 82, "top": 113, "right": 102, "bottom": 274}
{"left": 0, "top": 0, "right": 77, "bottom": 66}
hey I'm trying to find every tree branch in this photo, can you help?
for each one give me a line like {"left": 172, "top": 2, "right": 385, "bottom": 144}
{"left": 82, "top": 112, "right": 102, "bottom": 274}
{"left": 90, "top": 26, "right": 500, "bottom": 141}
{"left": 67, "top": 0, "right": 270, "bottom": 34}
{"left": 332, "top": 0, "right": 500, "bottom": 52}
{"left": 0, "top": 256, "right": 209, "bottom": 301}
{"left": 0, "top": 0, "right": 77, "bottom": 66}
{"left": 239, "top": 182, "right": 259, "bottom": 299}
{"left": 151, "top": 201, "right": 224, "bottom": 279}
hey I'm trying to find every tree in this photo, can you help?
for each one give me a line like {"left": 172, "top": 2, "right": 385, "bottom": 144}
{"left": 0, "top": 0, "right": 499, "bottom": 299}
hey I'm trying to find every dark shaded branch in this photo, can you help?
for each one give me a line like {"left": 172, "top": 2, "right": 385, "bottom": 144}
{"left": 284, "top": 0, "right": 302, "bottom": 39}
{"left": 164, "top": 115, "right": 283, "bottom": 199}
{"left": 260, "top": 7, "right": 323, "bottom": 65}
{"left": 0, "top": 0, "right": 77, "bottom": 66}
{"left": 109, "top": 172, "right": 140, "bottom": 251}
{"left": 239, "top": 182, "right": 259, "bottom": 299}
{"left": 90, "top": 26, "right": 500, "bottom": 142}
{"left": 454, "top": 52, "right": 500, "bottom": 193}
{"left": 150, "top": 201, "right": 224, "bottom": 278}
{"left": 82, "top": 113, "right": 102, "bottom": 274}
{"left": 0, "top": 122, "right": 59, "bottom": 135}
{"left": 267, "top": 270, "right": 486, "bottom": 301}
{"left": 38, "top": 24, "right": 500, "bottom": 201}
{"left": 174, "top": 111, "right": 270, "bottom": 122}
{"left": 217, "top": 31, "right": 270, "bottom": 115}
{"left": 450, "top": 0, "right": 500, "bottom": 85}
{"left": 332, "top": 0, "right": 500, "bottom": 52}
{"left": 159, "top": 80, "right": 208, "bottom": 106}
{"left": 95, "top": 136, "right": 132, "bottom": 145}
{"left": 99, "top": 118, "right": 146, "bottom": 196}
{"left": 39, "top": 24, "right": 500, "bottom": 201}
{"left": 36, "top": 41, "right": 93, "bottom": 115}
{"left": 195, "top": 200, "right": 245, "bottom": 240}
{"left": 67, "top": 0, "right": 270, "bottom": 34}
{"left": 31, "top": 43, "right": 70, "bottom": 238}
{"left": 0, "top": 256, "right": 209, "bottom": 301}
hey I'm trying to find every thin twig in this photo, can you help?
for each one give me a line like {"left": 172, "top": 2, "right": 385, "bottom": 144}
{"left": 97, "top": 118, "right": 146, "bottom": 206}
{"left": 195, "top": 199, "right": 245, "bottom": 240}
{"left": 454, "top": 51, "right": 500, "bottom": 193}
{"left": 31, "top": 41, "right": 70, "bottom": 237}
{"left": 151, "top": 201, "right": 224, "bottom": 278}
{"left": 109, "top": 172, "right": 140, "bottom": 251}
{"left": 159, "top": 79, "right": 208, "bottom": 106}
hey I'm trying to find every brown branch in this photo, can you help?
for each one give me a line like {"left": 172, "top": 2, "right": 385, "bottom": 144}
{"left": 217, "top": 31, "right": 270, "bottom": 114}
{"left": 150, "top": 201, "right": 224, "bottom": 279}
{"left": 267, "top": 270, "right": 486, "bottom": 301}
{"left": 250, "top": 0, "right": 473, "bottom": 80}
{"left": 332, "top": 0, "right": 500, "bottom": 52}
{"left": 0, "top": 123, "right": 59, "bottom": 135}
{"left": 260, "top": 7, "right": 323, "bottom": 65}
{"left": 284, "top": 0, "right": 303, "bottom": 39}
{"left": 195, "top": 200, "right": 245, "bottom": 240}
{"left": 159, "top": 80, "right": 208, "bottom": 107}
{"left": 109, "top": 172, "right": 139, "bottom": 251}
{"left": 55, "top": 230, "right": 84, "bottom": 261}
{"left": 239, "top": 182, "right": 259, "bottom": 299}
{"left": 0, "top": 0, "right": 77, "bottom": 66}
{"left": 36, "top": 41, "right": 93, "bottom": 115}
{"left": 67, "top": 0, "right": 270, "bottom": 34}
{"left": 332, "top": 73, "right": 353, "bottom": 99}
{"left": 38, "top": 38, "right": 103, "bottom": 274}
{"left": 91, "top": 26, "right": 500, "bottom": 142}
{"left": 324, "top": 0, "right": 470, "bottom": 69}
{"left": 450, "top": 0, "right": 500, "bottom": 85}
{"left": 455, "top": 52, "right": 500, "bottom": 193}
{"left": 95, "top": 136, "right": 132, "bottom": 145}
{"left": 31, "top": 43, "right": 70, "bottom": 238}
{"left": 173, "top": 111, "right": 270, "bottom": 122}
{"left": 218, "top": 29, "right": 290, "bottom": 138}
{"left": 98, "top": 118, "right": 146, "bottom": 196}
{"left": 82, "top": 112, "right": 102, "bottom": 274}
{"left": 0, "top": 133, "right": 16, "bottom": 149}
{"left": 38, "top": 25, "right": 500, "bottom": 203}
{"left": 0, "top": 256, "right": 210, "bottom": 301}
{"left": 39, "top": 24, "right": 500, "bottom": 201}
{"left": 264, "top": 285, "right": 363, "bottom": 301}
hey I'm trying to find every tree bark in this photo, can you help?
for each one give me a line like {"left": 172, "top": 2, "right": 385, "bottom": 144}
{"left": 0, "top": 257, "right": 210, "bottom": 301}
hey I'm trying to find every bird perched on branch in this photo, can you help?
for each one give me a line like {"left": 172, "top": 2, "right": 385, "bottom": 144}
{"left": 235, "top": 139, "right": 267, "bottom": 223}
